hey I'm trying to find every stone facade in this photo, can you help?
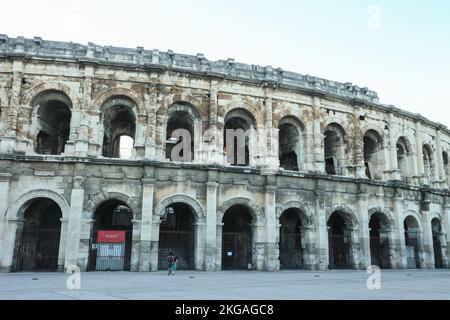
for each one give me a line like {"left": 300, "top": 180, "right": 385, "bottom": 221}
{"left": 0, "top": 35, "right": 449, "bottom": 272}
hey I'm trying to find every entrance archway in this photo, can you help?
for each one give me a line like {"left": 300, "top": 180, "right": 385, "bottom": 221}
{"left": 369, "top": 213, "right": 391, "bottom": 269}
{"left": 431, "top": 218, "right": 444, "bottom": 269}
{"left": 327, "top": 211, "right": 353, "bottom": 269}
{"left": 12, "top": 198, "right": 62, "bottom": 272}
{"left": 88, "top": 199, "right": 133, "bottom": 271}
{"left": 279, "top": 208, "right": 303, "bottom": 269}
{"left": 404, "top": 216, "right": 421, "bottom": 269}
{"left": 222, "top": 205, "right": 254, "bottom": 270}
{"left": 158, "top": 203, "right": 195, "bottom": 270}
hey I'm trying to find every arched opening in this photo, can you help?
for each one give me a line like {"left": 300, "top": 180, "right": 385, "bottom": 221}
{"left": 101, "top": 96, "right": 136, "bottom": 158}
{"left": 369, "top": 213, "right": 391, "bottom": 269}
{"left": 363, "top": 130, "right": 384, "bottom": 180}
{"left": 396, "top": 137, "right": 411, "bottom": 182}
{"left": 165, "top": 109, "right": 195, "bottom": 162}
{"left": 158, "top": 203, "right": 195, "bottom": 270}
{"left": 423, "top": 144, "right": 434, "bottom": 184}
{"left": 12, "top": 198, "right": 62, "bottom": 272}
{"left": 278, "top": 117, "right": 305, "bottom": 172}
{"left": 32, "top": 90, "right": 72, "bottom": 155}
{"left": 88, "top": 199, "right": 133, "bottom": 271}
{"left": 224, "top": 109, "right": 256, "bottom": 166}
{"left": 404, "top": 216, "right": 421, "bottom": 269}
{"left": 324, "top": 123, "right": 346, "bottom": 175}
{"left": 279, "top": 208, "right": 303, "bottom": 269}
{"left": 327, "top": 211, "right": 352, "bottom": 269}
{"left": 431, "top": 218, "right": 444, "bottom": 269}
{"left": 222, "top": 205, "right": 254, "bottom": 270}
{"left": 443, "top": 151, "right": 449, "bottom": 186}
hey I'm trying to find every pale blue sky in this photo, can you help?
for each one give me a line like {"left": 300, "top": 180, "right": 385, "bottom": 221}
{"left": 1, "top": 0, "right": 449, "bottom": 126}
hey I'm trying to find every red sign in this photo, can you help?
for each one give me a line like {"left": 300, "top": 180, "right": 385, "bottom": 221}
{"left": 97, "top": 230, "right": 126, "bottom": 243}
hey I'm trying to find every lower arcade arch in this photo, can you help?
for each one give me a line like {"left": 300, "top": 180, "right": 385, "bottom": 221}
{"left": 369, "top": 212, "right": 392, "bottom": 269}
{"left": 88, "top": 199, "right": 133, "bottom": 271}
{"left": 12, "top": 198, "right": 63, "bottom": 272}
{"left": 404, "top": 215, "right": 422, "bottom": 269}
{"left": 278, "top": 208, "right": 308, "bottom": 269}
{"left": 221, "top": 205, "right": 254, "bottom": 270}
{"left": 327, "top": 211, "right": 354, "bottom": 269}
{"left": 157, "top": 202, "right": 196, "bottom": 270}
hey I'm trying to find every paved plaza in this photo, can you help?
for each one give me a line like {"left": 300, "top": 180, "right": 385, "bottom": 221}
{"left": 1, "top": 270, "right": 450, "bottom": 300}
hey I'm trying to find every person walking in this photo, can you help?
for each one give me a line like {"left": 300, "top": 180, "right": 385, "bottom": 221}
{"left": 167, "top": 252, "right": 175, "bottom": 275}
{"left": 171, "top": 256, "right": 178, "bottom": 275}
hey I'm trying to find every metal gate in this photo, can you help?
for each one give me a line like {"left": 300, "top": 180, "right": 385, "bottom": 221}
{"left": 95, "top": 243, "right": 126, "bottom": 271}
{"left": 222, "top": 232, "right": 252, "bottom": 270}
{"left": 279, "top": 233, "right": 302, "bottom": 269}
{"left": 406, "top": 246, "right": 418, "bottom": 268}
{"left": 13, "top": 229, "right": 61, "bottom": 272}
{"left": 370, "top": 237, "right": 391, "bottom": 269}
{"left": 433, "top": 237, "right": 443, "bottom": 268}
{"left": 328, "top": 235, "right": 351, "bottom": 269}
{"left": 158, "top": 231, "right": 194, "bottom": 270}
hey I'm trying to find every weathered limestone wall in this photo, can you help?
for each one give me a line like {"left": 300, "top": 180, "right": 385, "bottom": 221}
{"left": 0, "top": 36, "right": 449, "bottom": 272}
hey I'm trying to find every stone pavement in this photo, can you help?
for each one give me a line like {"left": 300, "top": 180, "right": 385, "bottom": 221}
{"left": 1, "top": 270, "right": 450, "bottom": 300}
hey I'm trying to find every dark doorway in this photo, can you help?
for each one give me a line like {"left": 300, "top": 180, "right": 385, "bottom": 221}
{"left": 328, "top": 211, "right": 351, "bottom": 269}
{"left": 12, "top": 198, "right": 62, "bottom": 272}
{"left": 222, "top": 205, "right": 253, "bottom": 270}
{"left": 432, "top": 218, "right": 444, "bottom": 269}
{"left": 404, "top": 216, "right": 420, "bottom": 269}
{"left": 88, "top": 200, "right": 133, "bottom": 271}
{"left": 279, "top": 209, "right": 302, "bottom": 269}
{"left": 369, "top": 214, "right": 391, "bottom": 269}
{"left": 158, "top": 203, "right": 195, "bottom": 270}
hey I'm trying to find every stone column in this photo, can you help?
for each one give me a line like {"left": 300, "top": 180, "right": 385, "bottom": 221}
{"left": 262, "top": 93, "right": 278, "bottom": 172}
{"left": 312, "top": 97, "right": 325, "bottom": 173}
{"left": 436, "top": 129, "right": 446, "bottom": 189}
{"left": 57, "top": 218, "right": 68, "bottom": 271}
{"left": 205, "top": 85, "right": 221, "bottom": 164}
{"left": 350, "top": 227, "right": 362, "bottom": 269}
{"left": 64, "top": 176, "right": 85, "bottom": 271}
{"left": 77, "top": 219, "right": 94, "bottom": 271}
{"left": 265, "top": 185, "right": 279, "bottom": 271}
{"left": 386, "top": 227, "right": 399, "bottom": 269}
{"left": 149, "top": 216, "right": 160, "bottom": 272}
{"left": 205, "top": 181, "right": 218, "bottom": 271}
{"left": 130, "top": 219, "right": 141, "bottom": 272}
{"left": 387, "top": 113, "right": 401, "bottom": 180}
{"left": 139, "top": 178, "right": 155, "bottom": 271}
{"left": 5, "top": 60, "right": 24, "bottom": 154}
{"left": 315, "top": 193, "right": 328, "bottom": 270}
{"left": 216, "top": 223, "right": 224, "bottom": 270}
{"left": 144, "top": 84, "right": 158, "bottom": 160}
{"left": 357, "top": 190, "right": 371, "bottom": 268}
{"left": 415, "top": 122, "right": 425, "bottom": 185}
{"left": 2, "top": 219, "right": 24, "bottom": 271}
{"left": 354, "top": 107, "right": 366, "bottom": 178}
{"left": 437, "top": 231, "right": 449, "bottom": 269}
{"left": 421, "top": 196, "right": 435, "bottom": 269}
{"left": 194, "top": 221, "right": 206, "bottom": 271}
{"left": 444, "top": 198, "right": 450, "bottom": 268}
{"left": 251, "top": 223, "right": 266, "bottom": 271}
{"left": 417, "top": 230, "right": 426, "bottom": 269}
{"left": 393, "top": 190, "right": 407, "bottom": 268}
{"left": 301, "top": 225, "right": 316, "bottom": 270}
{"left": 0, "top": 174, "right": 11, "bottom": 270}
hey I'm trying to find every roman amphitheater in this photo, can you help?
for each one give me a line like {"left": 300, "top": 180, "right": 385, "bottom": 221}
{"left": 0, "top": 35, "right": 449, "bottom": 273}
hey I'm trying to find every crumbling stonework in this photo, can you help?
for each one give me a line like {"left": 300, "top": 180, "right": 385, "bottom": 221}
{"left": 0, "top": 35, "right": 449, "bottom": 272}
